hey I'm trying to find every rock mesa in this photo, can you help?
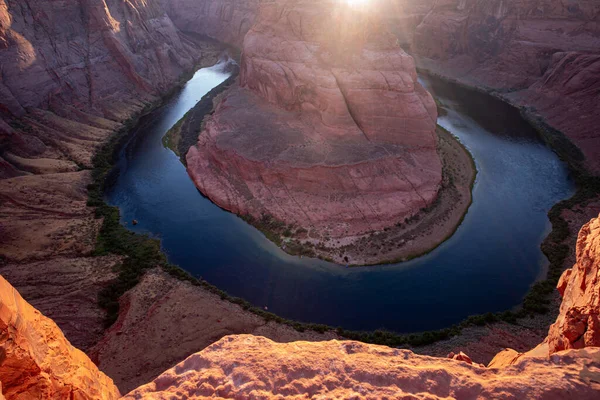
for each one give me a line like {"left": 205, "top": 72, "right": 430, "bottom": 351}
{"left": 186, "top": 0, "right": 441, "bottom": 239}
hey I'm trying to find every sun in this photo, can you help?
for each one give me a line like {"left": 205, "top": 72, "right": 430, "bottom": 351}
{"left": 345, "top": 0, "right": 371, "bottom": 8}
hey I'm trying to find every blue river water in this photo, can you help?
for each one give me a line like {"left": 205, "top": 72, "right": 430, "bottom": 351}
{"left": 107, "top": 60, "right": 575, "bottom": 333}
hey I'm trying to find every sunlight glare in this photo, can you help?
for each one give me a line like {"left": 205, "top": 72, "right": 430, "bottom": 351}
{"left": 345, "top": 0, "right": 371, "bottom": 8}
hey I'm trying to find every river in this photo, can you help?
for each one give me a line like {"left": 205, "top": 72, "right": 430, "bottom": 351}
{"left": 107, "top": 59, "right": 575, "bottom": 333}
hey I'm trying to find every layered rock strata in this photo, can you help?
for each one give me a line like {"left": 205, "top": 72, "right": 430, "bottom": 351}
{"left": 0, "top": 0, "right": 220, "bottom": 349}
{"left": 411, "top": 0, "right": 600, "bottom": 173}
{"left": 187, "top": 0, "right": 442, "bottom": 241}
{"left": 160, "top": 0, "right": 259, "bottom": 47}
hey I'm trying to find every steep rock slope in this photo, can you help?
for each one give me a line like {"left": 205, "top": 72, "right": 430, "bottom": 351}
{"left": 160, "top": 0, "right": 259, "bottom": 46}
{"left": 0, "top": 0, "right": 220, "bottom": 349}
{"left": 0, "top": 275, "right": 120, "bottom": 400}
{"left": 549, "top": 214, "right": 600, "bottom": 352}
{"left": 412, "top": 0, "right": 600, "bottom": 173}
{"left": 186, "top": 0, "right": 442, "bottom": 241}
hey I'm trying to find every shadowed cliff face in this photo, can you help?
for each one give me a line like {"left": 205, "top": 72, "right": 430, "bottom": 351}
{"left": 411, "top": 0, "right": 600, "bottom": 173}
{"left": 0, "top": 0, "right": 214, "bottom": 177}
{"left": 160, "top": 0, "right": 259, "bottom": 46}
{"left": 186, "top": 0, "right": 442, "bottom": 240}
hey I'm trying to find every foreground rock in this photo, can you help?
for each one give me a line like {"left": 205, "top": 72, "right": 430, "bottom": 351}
{"left": 187, "top": 0, "right": 442, "bottom": 256}
{"left": 125, "top": 335, "right": 600, "bottom": 399}
{"left": 549, "top": 215, "right": 600, "bottom": 352}
{"left": 0, "top": 275, "right": 120, "bottom": 399}
{"left": 90, "top": 269, "right": 337, "bottom": 393}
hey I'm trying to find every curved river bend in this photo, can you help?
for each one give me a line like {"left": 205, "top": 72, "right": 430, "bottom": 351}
{"left": 107, "top": 61, "right": 574, "bottom": 333}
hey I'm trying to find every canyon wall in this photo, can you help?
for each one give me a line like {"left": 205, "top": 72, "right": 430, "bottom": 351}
{"left": 0, "top": 0, "right": 220, "bottom": 350}
{"left": 186, "top": 0, "right": 442, "bottom": 241}
{"left": 160, "top": 0, "right": 259, "bottom": 47}
{"left": 411, "top": 0, "right": 600, "bottom": 173}
{"left": 549, "top": 215, "right": 600, "bottom": 352}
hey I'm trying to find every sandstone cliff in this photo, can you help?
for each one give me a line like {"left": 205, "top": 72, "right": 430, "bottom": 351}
{"left": 160, "top": 0, "right": 259, "bottom": 47}
{"left": 125, "top": 335, "right": 600, "bottom": 399}
{"left": 186, "top": 0, "right": 442, "bottom": 244}
{"left": 411, "top": 0, "right": 600, "bottom": 173}
{"left": 0, "top": 275, "right": 120, "bottom": 399}
{"left": 0, "top": 0, "right": 220, "bottom": 350}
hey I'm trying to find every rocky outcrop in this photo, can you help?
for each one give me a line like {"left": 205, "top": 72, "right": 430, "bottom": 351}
{"left": 89, "top": 269, "right": 337, "bottom": 393}
{"left": 549, "top": 215, "right": 600, "bottom": 352}
{"left": 411, "top": 0, "right": 600, "bottom": 173}
{"left": 0, "top": 275, "right": 120, "bottom": 399}
{"left": 186, "top": 0, "right": 442, "bottom": 242}
{"left": 160, "top": 0, "right": 259, "bottom": 47}
{"left": 124, "top": 335, "right": 600, "bottom": 399}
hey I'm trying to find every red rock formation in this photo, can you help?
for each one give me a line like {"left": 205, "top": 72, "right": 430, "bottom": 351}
{"left": 186, "top": 0, "right": 441, "bottom": 239}
{"left": 0, "top": 275, "right": 120, "bottom": 399}
{"left": 549, "top": 214, "right": 600, "bottom": 352}
{"left": 0, "top": 0, "right": 220, "bottom": 349}
{"left": 411, "top": 0, "right": 600, "bottom": 173}
{"left": 160, "top": 0, "right": 259, "bottom": 47}
{"left": 0, "top": 0, "right": 215, "bottom": 176}
{"left": 124, "top": 335, "right": 600, "bottom": 399}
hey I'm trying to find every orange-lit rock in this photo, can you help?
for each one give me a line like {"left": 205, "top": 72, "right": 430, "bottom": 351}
{"left": 124, "top": 335, "right": 600, "bottom": 399}
{"left": 548, "top": 214, "right": 600, "bottom": 352}
{"left": 0, "top": 275, "right": 120, "bottom": 400}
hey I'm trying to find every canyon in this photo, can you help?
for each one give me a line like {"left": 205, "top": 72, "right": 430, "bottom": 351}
{"left": 1, "top": 0, "right": 600, "bottom": 398}
{"left": 185, "top": 0, "right": 457, "bottom": 264}
{"left": 1, "top": 214, "right": 600, "bottom": 398}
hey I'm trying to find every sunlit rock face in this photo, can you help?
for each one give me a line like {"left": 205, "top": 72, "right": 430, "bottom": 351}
{"left": 187, "top": 0, "right": 441, "bottom": 239}
{"left": 549, "top": 215, "right": 600, "bottom": 352}
{"left": 124, "top": 335, "right": 600, "bottom": 399}
{"left": 411, "top": 0, "right": 600, "bottom": 173}
{"left": 0, "top": 275, "right": 120, "bottom": 400}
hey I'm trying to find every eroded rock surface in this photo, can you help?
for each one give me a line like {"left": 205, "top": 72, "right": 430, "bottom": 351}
{"left": 124, "top": 335, "right": 600, "bottom": 399}
{"left": 0, "top": 275, "right": 120, "bottom": 400}
{"left": 187, "top": 0, "right": 442, "bottom": 240}
{"left": 161, "top": 0, "right": 259, "bottom": 46}
{"left": 549, "top": 215, "right": 600, "bottom": 352}
{"left": 411, "top": 0, "right": 600, "bottom": 173}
